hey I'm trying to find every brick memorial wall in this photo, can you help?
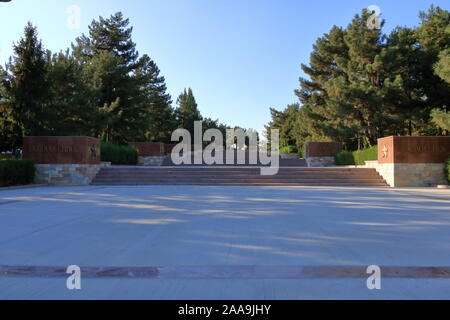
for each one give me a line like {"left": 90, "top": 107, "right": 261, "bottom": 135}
{"left": 368, "top": 136, "right": 450, "bottom": 187}
{"left": 128, "top": 142, "right": 163, "bottom": 157}
{"left": 305, "top": 142, "right": 342, "bottom": 167}
{"left": 23, "top": 137, "right": 100, "bottom": 164}
{"left": 23, "top": 137, "right": 106, "bottom": 186}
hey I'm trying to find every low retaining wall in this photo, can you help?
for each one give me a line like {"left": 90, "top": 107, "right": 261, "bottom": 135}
{"left": 365, "top": 161, "right": 447, "bottom": 187}
{"left": 306, "top": 157, "right": 335, "bottom": 167}
{"left": 280, "top": 153, "right": 299, "bottom": 160}
{"left": 35, "top": 163, "right": 110, "bottom": 186}
{"left": 138, "top": 156, "right": 166, "bottom": 166}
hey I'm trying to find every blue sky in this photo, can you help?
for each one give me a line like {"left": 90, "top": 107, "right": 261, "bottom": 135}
{"left": 0, "top": 0, "right": 448, "bottom": 133}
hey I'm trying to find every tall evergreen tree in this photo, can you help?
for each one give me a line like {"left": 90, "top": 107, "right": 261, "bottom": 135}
{"left": 435, "top": 47, "right": 450, "bottom": 84}
{"left": 0, "top": 66, "right": 22, "bottom": 152}
{"left": 416, "top": 6, "right": 450, "bottom": 134}
{"left": 5, "top": 22, "right": 49, "bottom": 137}
{"left": 292, "top": 6, "right": 450, "bottom": 152}
{"left": 136, "top": 54, "right": 176, "bottom": 143}
{"left": 265, "top": 104, "right": 300, "bottom": 149}
{"left": 72, "top": 12, "right": 144, "bottom": 143}
{"left": 176, "top": 88, "right": 202, "bottom": 136}
{"left": 45, "top": 50, "right": 95, "bottom": 136}
{"left": 295, "top": 24, "right": 359, "bottom": 149}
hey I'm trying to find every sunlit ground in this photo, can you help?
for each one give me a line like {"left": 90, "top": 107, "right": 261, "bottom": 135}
{"left": 0, "top": 185, "right": 449, "bottom": 299}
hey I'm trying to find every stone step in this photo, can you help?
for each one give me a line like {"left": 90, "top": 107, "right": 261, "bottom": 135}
{"left": 91, "top": 167, "right": 388, "bottom": 187}
{"left": 99, "top": 168, "right": 376, "bottom": 173}
{"left": 95, "top": 174, "right": 382, "bottom": 179}
{"left": 91, "top": 182, "right": 388, "bottom": 187}
{"left": 95, "top": 170, "right": 381, "bottom": 175}
{"left": 95, "top": 179, "right": 386, "bottom": 184}
{"left": 95, "top": 176, "right": 382, "bottom": 181}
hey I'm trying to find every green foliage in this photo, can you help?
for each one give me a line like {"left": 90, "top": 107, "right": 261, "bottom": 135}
{"left": 431, "top": 108, "right": 450, "bottom": 131}
{"left": 353, "top": 146, "right": 379, "bottom": 165}
{"left": 265, "top": 104, "right": 301, "bottom": 150}
{"left": 335, "top": 146, "right": 378, "bottom": 165}
{"left": 0, "top": 13, "right": 180, "bottom": 148}
{"left": 445, "top": 158, "right": 450, "bottom": 183}
{"left": 279, "top": 145, "right": 298, "bottom": 154}
{"left": 0, "top": 159, "right": 36, "bottom": 187}
{"left": 137, "top": 55, "right": 176, "bottom": 143}
{"left": 100, "top": 142, "right": 138, "bottom": 165}
{"left": 4, "top": 23, "right": 49, "bottom": 138}
{"left": 435, "top": 48, "right": 450, "bottom": 84}
{"left": 176, "top": 88, "right": 202, "bottom": 136}
{"left": 268, "top": 5, "right": 450, "bottom": 153}
{"left": 334, "top": 151, "right": 355, "bottom": 166}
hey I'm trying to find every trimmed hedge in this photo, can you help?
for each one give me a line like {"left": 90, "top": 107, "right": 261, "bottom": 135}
{"left": 0, "top": 159, "right": 36, "bottom": 187}
{"left": 335, "top": 146, "right": 378, "bottom": 165}
{"left": 101, "top": 142, "right": 138, "bottom": 165}
{"left": 279, "top": 145, "right": 298, "bottom": 154}
{"left": 445, "top": 158, "right": 450, "bottom": 184}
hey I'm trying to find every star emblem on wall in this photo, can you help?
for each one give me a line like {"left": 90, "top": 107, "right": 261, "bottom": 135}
{"left": 382, "top": 145, "right": 389, "bottom": 158}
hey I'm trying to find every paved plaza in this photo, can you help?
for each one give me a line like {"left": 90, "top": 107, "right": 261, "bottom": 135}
{"left": 0, "top": 185, "right": 449, "bottom": 299}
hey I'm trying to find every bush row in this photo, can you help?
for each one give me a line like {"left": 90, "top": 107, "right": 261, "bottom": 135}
{"left": 335, "top": 146, "right": 378, "bottom": 165}
{"left": 101, "top": 142, "right": 138, "bottom": 165}
{"left": 279, "top": 145, "right": 298, "bottom": 154}
{"left": 0, "top": 159, "right": 36, "bottom": 187}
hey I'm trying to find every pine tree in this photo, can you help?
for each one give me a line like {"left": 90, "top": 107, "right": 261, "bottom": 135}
{"left": 295, "top": 24, "right": 360, "bottom": 149}
{"left": 45, "top": 50, "right": 95, "bottom": 136}
{"left": 6, "top": 22, "right": 49, "bottom": 137}
{"left": 176, "top": 88, "right": 202, "bottom": 136}
{"left": 88, "top": 12, "right": 139, "bottom": 67}
{"left": 136, "top": 54, "right": 176, "bottom": 143}
{"left": 265, "top": 104, "right": 300, "bottom": 149}
{"left": 71, "top": 12, "right": 178, "bottom": 143}
{"left": 72, "top": 12, "right": 144, "bottom": 143}
{"left": 416, "top": 6, "right": 450, "bottom": 134}
{"left": 0, "top": 66, "right": 22, "bottom": 152}
{"left": 435, "top": 47, "right": 450, "bottom": 84}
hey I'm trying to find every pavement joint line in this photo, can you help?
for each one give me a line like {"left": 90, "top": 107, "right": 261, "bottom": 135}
{"left": 1, "top": 266, "right": 450, "bottom": 279}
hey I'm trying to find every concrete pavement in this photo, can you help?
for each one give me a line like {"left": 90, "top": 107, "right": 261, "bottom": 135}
{"left": 0, "top": 185, "right": 449, "bottom": 299}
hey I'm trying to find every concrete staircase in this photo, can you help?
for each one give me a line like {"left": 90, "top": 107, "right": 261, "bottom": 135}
{"left": 91, "top": 167, "right": 388, "bottom": 187}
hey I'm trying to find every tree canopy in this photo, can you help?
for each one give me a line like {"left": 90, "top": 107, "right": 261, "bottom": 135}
{"left": 0, "top": 13, "right": 243, "bottom": 152}
{"left": 267, "top": 5, "right": 450, "bottom": 152}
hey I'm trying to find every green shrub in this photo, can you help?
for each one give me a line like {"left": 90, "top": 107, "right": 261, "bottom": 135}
{"left": 352, "top": 146, "right": 378, "bottom": 165}
{"left": 334, "top": 150, "right": 355, "bottom": 165}
{"left": 279, "top": 145, "right": 298, "bottom": 154}
{"left": 0, "top": 159, "right": 36, "bottom": 187}
{"left": 445, "top": 158, "right": 450, "bottom": 184}
{"left": 335, "top": 146, "right": 378, "bottom": 165}
{"left": 101, "top": 142, "right": 138, "bottom": 165}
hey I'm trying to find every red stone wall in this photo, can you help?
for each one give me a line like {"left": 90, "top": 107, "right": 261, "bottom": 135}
{"left": 128, "top": 142, "right": 163, "bottom": 157}
{"left": 378, "top": 136, "right": 450, "bottom": 164}
{"left": 164, "top": 143, "right": 177, "bottom": 155}
{"left": 306, "top": 142, "right": 342, "bottom": 158}
{"left": 23, "top": 137, "right": 100, "bottom": 165}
